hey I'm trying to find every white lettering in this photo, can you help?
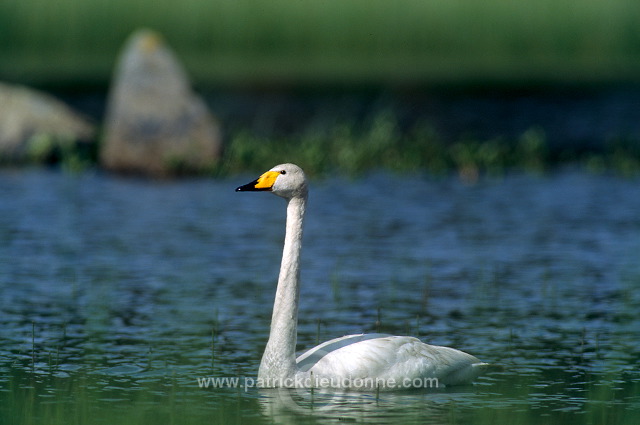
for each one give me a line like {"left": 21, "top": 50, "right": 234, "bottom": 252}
{"left": 197, "top": 375, "right": 438, "bottom": 391}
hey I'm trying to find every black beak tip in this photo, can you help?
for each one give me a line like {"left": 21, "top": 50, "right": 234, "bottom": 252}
{"left": 236, "top": 180, "right": 260, "bottom": 192}
{"left": 236, "top": 179, "right": 271, "bottom": 192}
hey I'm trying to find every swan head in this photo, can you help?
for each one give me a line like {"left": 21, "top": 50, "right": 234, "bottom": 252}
{"left": 236, "top": 163, "right": 308, "bottom": 199}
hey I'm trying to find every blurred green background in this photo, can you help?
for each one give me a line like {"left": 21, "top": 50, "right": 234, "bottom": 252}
{"left": 3, "top": 0, "right": 640, "bottom": 175}
{"left": 2, "top": 0, "right": 640, "bottom": 88}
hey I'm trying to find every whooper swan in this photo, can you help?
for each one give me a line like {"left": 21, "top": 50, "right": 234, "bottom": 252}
{"left": 236, "top": 163, "right": 488, "bottom": 390}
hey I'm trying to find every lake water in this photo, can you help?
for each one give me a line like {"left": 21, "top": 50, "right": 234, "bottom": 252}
{"left": 1, "top": 168, "right": 639, "bottom": 424}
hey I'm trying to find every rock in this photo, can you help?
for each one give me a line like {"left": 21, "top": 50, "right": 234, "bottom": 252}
{"left": 101, "top": 29, "right": 222, "bottom": 176}
{"left": 0, "top": 82, "right": 94, "bottom": 163}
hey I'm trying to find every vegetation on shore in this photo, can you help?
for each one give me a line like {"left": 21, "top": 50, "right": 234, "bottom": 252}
{"left": 3, "top": 1, "right": 640, "bottom": 177}
{"left": 217, "top": 115, "right": 640, "bottom": 179}
{"left": 20, "top": 109, "right": 640, "bottom": 179}
{"left": 2, "top": 0, "right": 640, "bottom": 87}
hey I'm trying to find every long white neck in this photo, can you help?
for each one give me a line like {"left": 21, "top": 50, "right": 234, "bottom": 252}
{"left": 258, "top": 194, "right": 307, "bottom": 382}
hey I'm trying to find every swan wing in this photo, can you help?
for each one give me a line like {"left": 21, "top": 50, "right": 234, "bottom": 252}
{"left": 296, "top": 333, "right": 487, "bottom": 388}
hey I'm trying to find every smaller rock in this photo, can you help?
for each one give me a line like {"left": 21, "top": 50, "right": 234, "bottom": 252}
{"left": 0, "top": 82, "right": 94, "bottom": 163}
{"left": 101, "top": 29, "right": 222, "bottom": 176}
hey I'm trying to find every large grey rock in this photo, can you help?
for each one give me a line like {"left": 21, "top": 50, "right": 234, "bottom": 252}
{"left": 101, "top": 29, "right": 222, "bottom": 176}
{"left": 0, "top": 82, "right": 94, "bottom": 163}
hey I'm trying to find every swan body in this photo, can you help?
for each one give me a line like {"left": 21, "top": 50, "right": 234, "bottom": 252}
{"left": 237, "top": 163, "right": 487, "bottom": 390}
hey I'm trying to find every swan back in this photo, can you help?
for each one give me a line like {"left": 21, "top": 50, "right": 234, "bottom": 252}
{"left": 296, "top": 334, "right": 487, "bottom": 388}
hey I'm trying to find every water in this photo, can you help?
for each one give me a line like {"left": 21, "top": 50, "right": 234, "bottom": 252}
{"left": 1, "top": 168, "right": 639, "bottom": 424}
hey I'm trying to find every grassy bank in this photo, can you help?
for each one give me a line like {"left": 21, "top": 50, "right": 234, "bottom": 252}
{"left": 216, "top": 115, "right": 640, "bottom": 179}
{"left": 2, "top": 0, "right": 640, "bottom": 87}
{"left": 217, "top": 115, "right": 551, "bottom": 178}
{"left": 33, "top": 109, "right": 640, "bottom": 179}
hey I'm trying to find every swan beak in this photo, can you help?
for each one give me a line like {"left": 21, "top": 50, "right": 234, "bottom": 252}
{"left": 236, "top": 170, "right": 280, "bottom": 192}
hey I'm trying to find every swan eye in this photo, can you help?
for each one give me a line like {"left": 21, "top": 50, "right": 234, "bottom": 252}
{"left": 280, "top": 170, "right": 286, "bottom": 175}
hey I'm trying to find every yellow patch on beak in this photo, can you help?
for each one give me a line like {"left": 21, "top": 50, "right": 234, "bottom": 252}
{"left": 254, "top": 171, "right": 280, "bottom": 190}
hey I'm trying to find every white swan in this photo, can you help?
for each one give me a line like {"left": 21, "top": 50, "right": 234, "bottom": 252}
{"left": 236, "top": 163, "right": 488, "bottom": 390}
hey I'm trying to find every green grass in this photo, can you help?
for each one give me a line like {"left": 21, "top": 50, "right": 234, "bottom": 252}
{"left": 7, "top": 100, "right": 640, "bottom": 178}
{"left": 5, "top": 0, "right": 640, "bottom": 176}
{"left": 15, "top": 108, "right": 640, "bottom": 178}
{"left": 2, "top": 0, "right": 640, "bottom": 87}
{"left": 214, "top": 113, "right": 640, "bottom": 179}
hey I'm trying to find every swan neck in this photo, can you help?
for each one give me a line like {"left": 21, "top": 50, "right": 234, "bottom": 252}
{"left": 260, "top": 194, "right": 306, "bottom": 380}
